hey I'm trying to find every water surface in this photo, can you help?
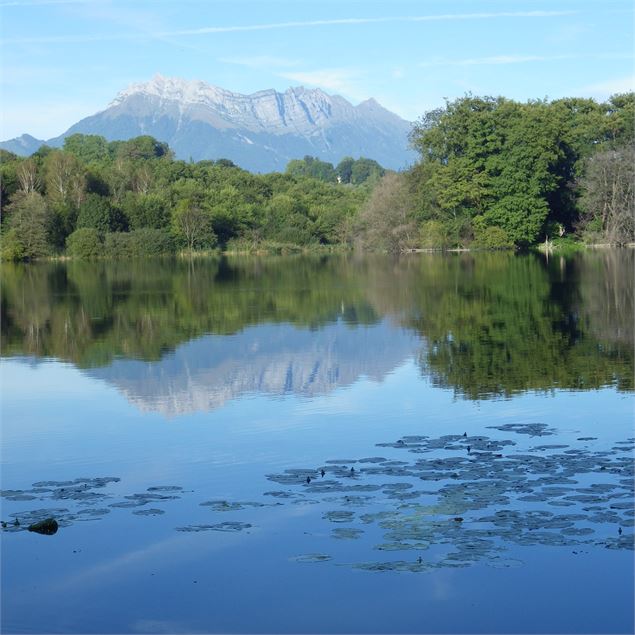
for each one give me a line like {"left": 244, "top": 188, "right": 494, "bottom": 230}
{"left": 1, "top": 251, "right": 633, "bottom": 633}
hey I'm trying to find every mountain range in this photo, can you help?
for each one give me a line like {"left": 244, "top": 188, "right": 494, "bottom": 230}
{"left": 1, "top": 75, "right": 416, "bottom": 172}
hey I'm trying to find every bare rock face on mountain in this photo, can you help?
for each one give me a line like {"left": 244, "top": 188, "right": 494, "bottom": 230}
{"left": 2, "top": 75, "right": 415, "bottom": 172}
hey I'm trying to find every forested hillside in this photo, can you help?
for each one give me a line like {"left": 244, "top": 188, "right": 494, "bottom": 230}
{"left": 0, "top": 93, "right": 632, "bottom": 260}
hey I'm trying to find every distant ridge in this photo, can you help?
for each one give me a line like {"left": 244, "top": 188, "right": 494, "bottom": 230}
{"left": 1, "top": 75, "right": 416, "bottom": 172}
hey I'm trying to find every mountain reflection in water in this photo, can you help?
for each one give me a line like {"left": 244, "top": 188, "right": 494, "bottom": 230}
{"left": 89, "top": 321, "right": 419, "bottom": 416}
{"left": 1, "top": 251, "right": 632, "bottom": 413}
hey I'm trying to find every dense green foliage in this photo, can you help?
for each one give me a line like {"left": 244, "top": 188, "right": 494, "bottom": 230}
{"left": 286, "top": 155, "right": 385, "bottom": 185}
{"left": 0, "top": 93, "right": 632, "bottom": 259}
{"left": 1, "top": 252, "right": 631, "bottom": 397}
{"left": 402, "top": 93, "right": 635, "bottom": 249}
{"left": 355, "top": 92, "right": 634, "bottom": 252}
{"left": 0, "top": 137, "right": 370, "bottom": 260}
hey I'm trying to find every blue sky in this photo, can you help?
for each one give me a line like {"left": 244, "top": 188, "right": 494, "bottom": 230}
{"left": 1, "top": 0, "right": 633, "bottom": 139}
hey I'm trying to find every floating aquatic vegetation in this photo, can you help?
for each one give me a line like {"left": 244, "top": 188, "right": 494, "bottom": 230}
{"left": 1, "top": 493, "right": 38, "bottom": 501}
{"left": 263, "top": 490, "right": 302, "bottom": 499}
{"left": 52, "top": 488, "right": 108, "bottom": 503}
{"left": 292, "top": 553, "right": 332, "bottom": 563}
{"left": 290, "top": 498, "right": 321, "bottom": 506}
{"left": 265, "top": 427, "right": 634, "bottom": 573}
{"left": 486, "top": 423, "right": 556, "bottom": 437}
{"left": 70, "top": 508, "right": 111, "bottom": 521}
{"left": 352, "top": 560, "right": 430, "bottom": 573}
{"left": 609, "top": 501, "right": 633, "bottom": 510}
{"left": 603, "top": 536, "right": 634, "bottom": 550}
{"left": 32, "top": 477, "right": 120, "bottom": 489}
{"left": 4, "top": 426, "right": 634, "bottom": 576}
{"left": 199, "top": 500, "right": 272, "bottom": 512}
{"left": 3, "top": 508, "right": 71, "bottom": 532}
{"left": 176, "top": 522, "right": 252, "bottom": 533}
{"left": 375, "top": 541, "right": 429, "bottom": 551}
{"left": 332, "top": 528, "right": 364, "bottom": 540}
{"left": 561, "top": 527, "right": 594, "bottom": 536}
{"left": 323, "top": 495, "right": 373, "bottom": 507}
{"left": 1, "top": 477, "right": 181, "bottom": 532}
{"left": 323, "top": 511, "right": 355, "bottom": 523}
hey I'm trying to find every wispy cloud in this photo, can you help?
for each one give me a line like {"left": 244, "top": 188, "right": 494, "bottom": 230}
{"left": 0, "top": 0, "right": 100, "bottom": 6}
{"left": 420, "top": 52, "right": 633, "bottom": 67}
{"left": 580, "top": 75, "right": 635, "bottom": 98}
{"left": 278, "top": 67, "right": 366, "bottom": 100}
{"left": 2, "top": 11, "right": 577, "bottom": 44}
{"left": 219, "top": 55, "right": 301, "bottom": 70}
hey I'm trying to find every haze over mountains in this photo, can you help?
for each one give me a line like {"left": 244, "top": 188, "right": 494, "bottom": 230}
{"left": 1, "top": 75, "right": 415, "bottom": 172}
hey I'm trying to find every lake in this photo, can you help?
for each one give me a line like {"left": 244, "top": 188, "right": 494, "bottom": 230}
{"left": 1, "top": 251, "right": 633, "bottom": 634}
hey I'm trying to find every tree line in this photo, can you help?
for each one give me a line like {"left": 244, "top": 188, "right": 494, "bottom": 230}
{"left": 0, "top": 92, "right": 633, "bottom": 260}
{"left": 0, "top": 136, "right": 380, "bottom": 260}
{"left": 360, "top": 93, "right": 634, "bottom": 252}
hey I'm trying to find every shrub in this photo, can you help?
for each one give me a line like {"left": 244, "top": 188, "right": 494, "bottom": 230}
{"left": 104, "top": 229, "right": 174, "bottom": 258}
{"left": 473, "top": 225, "right": 514, "bottom": 249}
{"left": 1, "top": 228, "right": 26, "bottom": 261}
{"left": 420, "top": 220, "right": 451, "bottom": 249}
{"left": 1, "top": 192, "right": 51, "bottom": 260}
{"left": 66, "top": 228, "right": 103, "bottom": 258}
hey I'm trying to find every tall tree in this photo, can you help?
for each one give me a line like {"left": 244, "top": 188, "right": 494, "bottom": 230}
{"left": 16, "top": 158, "right": 40, "bottom": 193}
{"left": 44, "top": 150, "right": 85, "bottom": 209}
{"left": 1, "top": 192, "right": 51, "bottom": 260}
{"left": 579, "top": 146, "right": 635, "bottom": 244}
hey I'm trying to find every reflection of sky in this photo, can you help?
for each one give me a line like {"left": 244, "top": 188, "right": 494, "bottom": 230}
{"left": 2, "top": 354, "right": 632, "bottom": 487}
{"left": 2, "top": 328, "right": 634, "bottom": 633}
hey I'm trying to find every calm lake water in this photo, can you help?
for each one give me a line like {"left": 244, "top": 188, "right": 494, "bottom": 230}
{"left": 1, "top": 251, "right": 633, "bottom": 634}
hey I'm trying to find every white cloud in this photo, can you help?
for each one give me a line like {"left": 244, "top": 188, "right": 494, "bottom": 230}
{"left": 420, "top": 54, "right": 556, "bottom": 67}
{"left": 580, "top": 75, "right": 635, "bottom": 99}
{"left": 420, "top": 53, "right": 633, "bottom": 67}
{"left": 2, "top": 11, "right": 577, "bottom": 44}
{"left": 0, "top": 0, "right": 99, "bottom": 6}
{"left": 219, "top": 55, "right": 301, "bottom": 70}
{"left": 277, "top": 68, "right": 366, "bottom": 100}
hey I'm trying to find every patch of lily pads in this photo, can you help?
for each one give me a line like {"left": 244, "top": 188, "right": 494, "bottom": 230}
{"left": 264, "top": 426, "right": 634, "bottom": 572}
{"left": 3, "top": 424, "right": 633, "bottom": 576}
{"left": 176, "top": 521, "right": 252, "bottom": 533}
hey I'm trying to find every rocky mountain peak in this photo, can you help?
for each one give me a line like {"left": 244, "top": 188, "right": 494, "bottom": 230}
{"left": 1, "top": 75, "right": 416, "bottom": 171}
